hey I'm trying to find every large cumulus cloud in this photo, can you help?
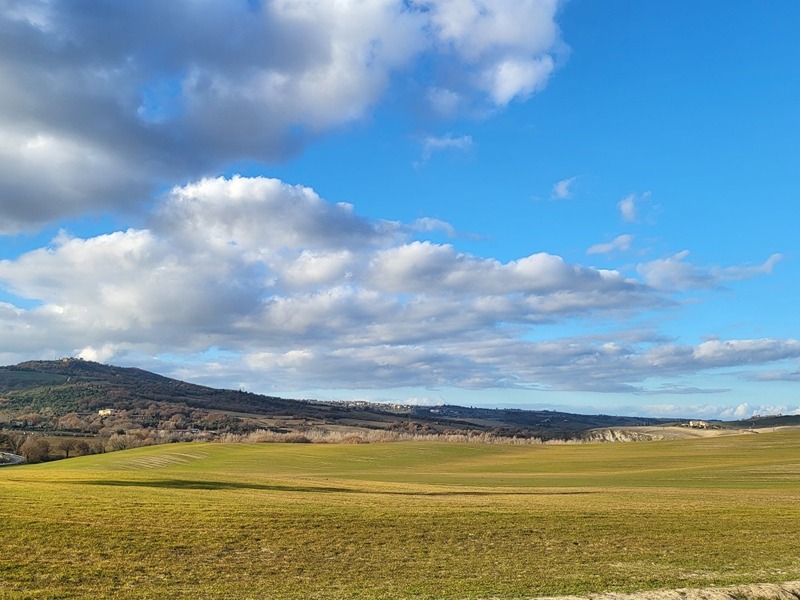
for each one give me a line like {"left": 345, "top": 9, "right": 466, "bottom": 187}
{"left": 1, "top": 175, "right": 795, "bottom": 394}
{"left": 0, "top": 0, "right": 565, "bottom": 231}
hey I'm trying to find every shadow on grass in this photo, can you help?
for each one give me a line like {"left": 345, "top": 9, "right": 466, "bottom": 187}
{"left": 72, "top": 479, "right": 594, "bottom": 496}
{"left": 405, "top": 490, "right": 594, "bottom": 496}
{"left": 76, "top": 479, "right": 352, "bottom": 493}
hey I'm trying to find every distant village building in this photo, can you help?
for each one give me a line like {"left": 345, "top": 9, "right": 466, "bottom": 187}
{"left": 688, "top": 420, "right": 710, "bottom": 429}
{"left": 98, "top": 408, "right": 116, "bottom": 416}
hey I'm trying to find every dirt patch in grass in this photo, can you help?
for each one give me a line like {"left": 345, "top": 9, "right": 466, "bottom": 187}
{"left": 535, "top": 580, "right": 800, "bottom": 600}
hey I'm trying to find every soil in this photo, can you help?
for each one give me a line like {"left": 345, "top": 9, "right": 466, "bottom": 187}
{"left": 533, "top": 580, "right": 800, "bottom": 600}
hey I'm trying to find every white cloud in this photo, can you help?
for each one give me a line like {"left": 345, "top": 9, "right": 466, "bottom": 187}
{"left": 690, "top": 339, "right": 800, "bottom": 367}
{"left": 725, "top": 404, "right": 800, "bottom": 418}
{"left": 156, "top": 175, "right": 401, "bottom": 253}
{"left": 0, "top": 176, "right": 652, "bottom": 360}
{"left": 720, "top": 403, "right": 752, "bottom": 419}
{"left": 423, "top": 0, "right": 559, "bottom": 60}
{"left": 0, "top": 175, "right": 795, "bottom": 397}
{"left": 403, "top": 396, "right": 446, "bottom": 406}
{"left": 713, "top": 252, "right": 783, "bottom": 280}
{"left": 551, "top": 176, "right": 577, "bottom": 200}
{"left": 618, "top": 191, "right": 651, "bottom": 223}
{"left": 618, "top": 194, "right": 637, "bottom": 222}
{"left": 637, "top": 251, "right": 782, "bottom": 291}
{"left": 638, "top": 402, "right": 800, "bottom": 420}
{"left": 366, "top": 241, "right": 643, "bottom": 297}
{"left": 637, "top": 250, "right": 701, "bottom": 290}
{"left": 482, "top": 56, "right": 554, "bottom": 105}
{"left": 419, "top": 133, "right": 474, "bottom": 162}
{"left": 0, "top": 0, "right": 566, "bottom": 231}
{"left": 751, "top": 368, "right": 800, "bottom": 382}
{"left": 427, "top": 87, "right": 463, "bottom": 117}
{"left": 422, "top": 0, "right": 562, "bottom": 105}
{"left": 281, "top": 250, "right": 355, "bottom": 289}
{"left": 78, "top": 344, "right": 118, "bottom": 364}
{"left": 409, "top": 217, "right": 460, "bottom": 238}
{"left": 587, "top": 234, "right": 633, "bottom": 256}
{"left": 0, "top": 131, "right": 152, "bottom": 232}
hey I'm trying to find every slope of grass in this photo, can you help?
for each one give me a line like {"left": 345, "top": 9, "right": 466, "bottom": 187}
{"left": 2, "top": 431, "right": 800, "bottom": 599}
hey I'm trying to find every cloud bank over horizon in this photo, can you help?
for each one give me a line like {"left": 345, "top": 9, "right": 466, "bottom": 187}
{"left": 1, "top": 175, "right": 795, "bottom": 417}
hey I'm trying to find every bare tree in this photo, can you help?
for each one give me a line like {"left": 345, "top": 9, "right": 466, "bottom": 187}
{"left": 58, "top": 413, "right": 89, "bottom": 432}
{"left": 4, "top": 432, "right": 26, "bottom": 454}
{"left": 56, "top": 438, "right": 79, "bottom": 458}
{"left": 20, "top": 437, "right": 51, "bottom": 463}
{"left": 75, "top": 441, "right": 92, "bottom": 456}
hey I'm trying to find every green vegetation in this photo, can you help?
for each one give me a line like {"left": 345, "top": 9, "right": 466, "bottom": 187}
{"left": 0, "top": 369, "right": 67, "bottom": 391}
{"left": 2, "top": 430, "right": 800, "bottom": 599}
{"left": 1, "top": 359, "right": 683, "bottom": 443}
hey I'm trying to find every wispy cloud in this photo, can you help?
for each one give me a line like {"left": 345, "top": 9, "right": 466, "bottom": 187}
{"left": 551, "top": 176, "right": 577, "bottom": 200}
{"left": 637, "top": 250, "right": 782, "bottom": 291}
{"left": 587, "top": 234, "right": 633, "bottom": 256}
{"left": 418, "top": 133, "right": 474, "bottom": 163}
{"left": 749, "top": 369, "right": 800, "bottom": 382}
{"left": 618, "top": 191, "right": 652, "bottom": 223}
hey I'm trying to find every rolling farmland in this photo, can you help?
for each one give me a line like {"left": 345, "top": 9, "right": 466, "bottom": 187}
{"left": 2, "top": 430, "right": 800, "bottom": 599}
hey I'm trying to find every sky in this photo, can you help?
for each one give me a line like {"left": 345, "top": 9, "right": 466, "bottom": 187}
{"left": 0, "top": 0, "right": 799, "bottom": 419}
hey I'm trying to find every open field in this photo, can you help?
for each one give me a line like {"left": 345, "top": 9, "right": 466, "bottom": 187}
{"left": 2, "top": 431, "right": 800, "bottom": 599}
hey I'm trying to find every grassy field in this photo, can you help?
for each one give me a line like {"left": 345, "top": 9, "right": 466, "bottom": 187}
{"left": 2, "top": 430, "right": 800, "bottom": 599}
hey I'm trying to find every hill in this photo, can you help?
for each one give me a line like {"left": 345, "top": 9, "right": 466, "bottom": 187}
{"left": 3, "top": 358, "right": 798, "bottom": 460}
{"left": 0, "top": 358, "right": 679, "bottom": 443}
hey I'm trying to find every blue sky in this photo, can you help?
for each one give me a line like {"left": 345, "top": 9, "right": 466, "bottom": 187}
{"left": 0, "top": 0, "right": 798, "bottom": 419}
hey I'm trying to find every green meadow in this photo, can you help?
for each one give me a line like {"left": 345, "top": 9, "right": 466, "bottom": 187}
{"left": 2, "top": 430, "right": 800, "bottom": 599}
